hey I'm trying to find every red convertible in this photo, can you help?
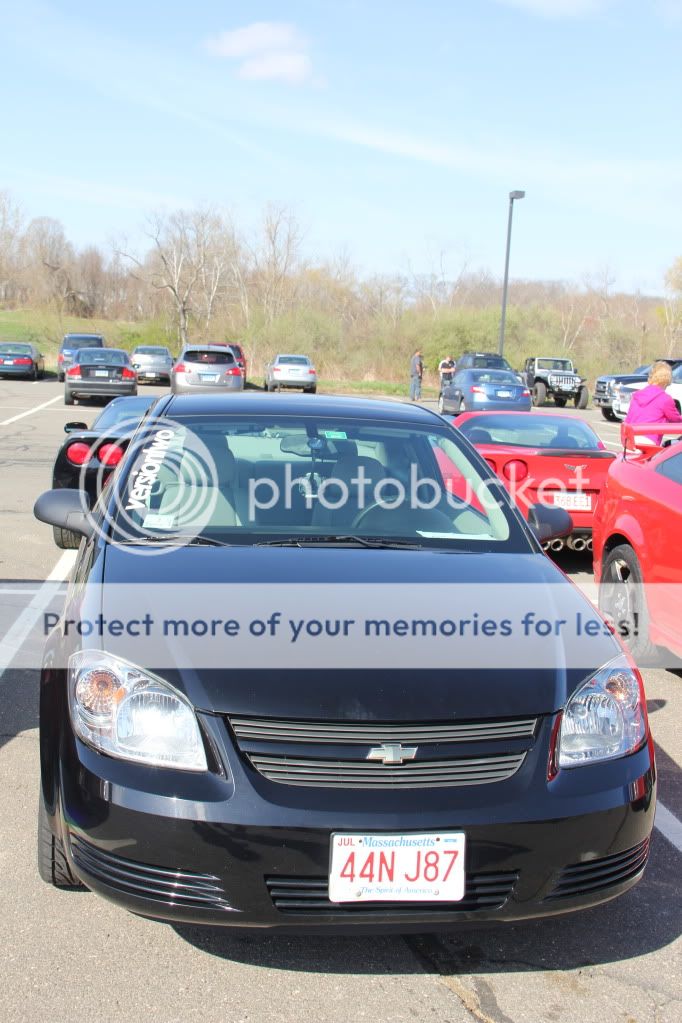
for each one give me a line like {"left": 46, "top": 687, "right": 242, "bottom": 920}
{"left": 593, "top": 423, "right": 682, "bottom": 663}
{"left": 454, "top": 411, "right": 615, "bottom": 552}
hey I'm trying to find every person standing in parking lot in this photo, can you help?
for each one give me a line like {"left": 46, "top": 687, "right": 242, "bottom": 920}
{"left": 438, "top": 355, "right": 456, "bottom": 395}
{"left": 625, "top": 361, "right": 682, "bottom": 444}
{"left": 409, "top": 349, "right": 424, "bottom": 401}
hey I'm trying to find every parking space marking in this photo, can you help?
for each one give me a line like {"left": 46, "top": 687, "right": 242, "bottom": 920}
{"left": 0, "top": 551, "right": 76, "bottom": 680}
{"left": 655, "top": 802, "right": 682, "bottom": 853}
{"left": 0, "top": 395, "right": 62, "bottom": 427}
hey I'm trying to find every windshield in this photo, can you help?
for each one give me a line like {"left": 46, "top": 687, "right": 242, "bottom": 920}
{"left": 75, "top": 348, "right": 128, "bottom": 364}
{"left": 277, "top": 356, "right": 310, "bottom": 365}
{"left": 62, "top": 336, "right": 103, "bottom": 349}
{"left": 111, "top": 414, "right": 529, "bottom": 552}
{"left": 537, "top": 359, "right": 573, "bottom": 371}
{"left": 91, "top": 396, "right": 157, "bottom": 431}
{"left": 183, "top": 350, "right": 235, "bottom": 365}
{"left": 134, "top": 347, "right": 169, "bottom": 356}
{"left": 0, "top": 343, "right": 31, "bottom": 354}
{"left": 459, "top": 414, "right": 601, "bottom": 450}
{"left": 469, "top": 370, "right": 519, "bottom": 385}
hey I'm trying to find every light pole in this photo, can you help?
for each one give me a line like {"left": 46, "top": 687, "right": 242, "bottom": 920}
{"left": 498, "top": 189, "right": 525, "bottom": 357}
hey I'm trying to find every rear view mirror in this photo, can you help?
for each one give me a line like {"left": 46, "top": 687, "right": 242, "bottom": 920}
{"left": 528, "top": 504, "right": 572, "bottom": 543}
{"left": 34, "top": 489, "right": 94, "bottom": 541}
{"left": 64, "top": 421, "right": 88, "bottom": 433}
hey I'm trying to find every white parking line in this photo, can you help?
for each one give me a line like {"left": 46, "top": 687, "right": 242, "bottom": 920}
{"left": 0, "top": 551, "right": 76, "bottom": 680}
{"left": 655, "top": 802, "right": 682, "bottom": 853}
{"left": 0, "top": 394, "right": 62, "bottom": 427}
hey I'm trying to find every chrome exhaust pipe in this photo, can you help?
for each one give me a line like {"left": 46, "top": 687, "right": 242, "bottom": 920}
{"left": 542, "top": 541, "right": 551, "bottom": 551}
{"left": 585, "top": 537, "right": 593, "bottom": 552}
{"left": 550, "top": 539, "right": 565, "bottom": 552}
{"left": 571, "top": 537, "right": 587, "bottom": 552}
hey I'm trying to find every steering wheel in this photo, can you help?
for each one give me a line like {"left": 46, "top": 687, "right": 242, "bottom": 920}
{"left": 351, "top": 501, "right": 454, "bottom": 532}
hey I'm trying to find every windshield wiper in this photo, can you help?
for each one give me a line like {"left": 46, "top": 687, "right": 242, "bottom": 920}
{"left": 254, "top": 535, "right": 424, "bottom": 549}
{"left": 116, "top": 534, "right": 231, "bottom": 547}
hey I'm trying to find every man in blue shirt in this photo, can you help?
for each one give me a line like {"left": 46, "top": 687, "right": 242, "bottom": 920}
{"left": 409, "top": 349, "right": 423, "bottom": 401}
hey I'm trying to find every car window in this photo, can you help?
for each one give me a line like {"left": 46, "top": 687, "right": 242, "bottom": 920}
{"left": 135, "top": 347, "right": 169, "bottom": 355}
{"left": 183, "top": 350, "right": 235, "bottom": 365}
{"left": 469, "top": 371, "right": 518, "bottom": 385}
{"left": 91, "top": 396, "right": 157, "bottom": 431}
{"left": 63, "top": 336, "right": 103, "bottom": 349}
{"left": 114, "top": 415, "right": 526, "bottom": 551}
{"left": 76, "top": 349, "right": 128, "bottom": 365}
{"left": 458, "top": 414, "right": 601, "bottom": 450}
{"left": 672, "top": 365, "right": 682, "bottom": 383}
{"left": 469, "top": 356, "right": 511, "bottom": 370}
{"left": 655, "top": 450, "right": 682, "bottom": 486}
{"left": 277, "top": 356, "right": 310, "bottom": 365}
{"left": 0, "top": 343, "right": 32, "bottom": 354}
{"left": 536, "top": 359, "right": 572, "bottom": 371}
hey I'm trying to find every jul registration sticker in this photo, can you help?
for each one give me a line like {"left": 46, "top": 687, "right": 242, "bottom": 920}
{"left": 328, "top": 832, "right": 465, "bottom": 903}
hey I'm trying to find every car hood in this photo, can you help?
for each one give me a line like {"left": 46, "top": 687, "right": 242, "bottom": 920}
{"left": 95, "top": 545, "right": 619, "bottom": 720}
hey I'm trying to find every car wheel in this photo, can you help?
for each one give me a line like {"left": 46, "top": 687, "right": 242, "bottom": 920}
{"left": 64, "top": 392, "right": 74, "bottom": 406}
{"left": 52, "top": 525, "right": 81, "bottom": 549}
{"left": 31, "top": 364, "right": 39, "bottom": 381}
{"left": 306, "top": 386, "right": 317, "bottom": 394}
{"left": 532, "top": 382, "right": 547, "bottom": 407}
{"left": 600, "top": 544, "right": 658, "bottom": 663}
{"left": 37, "top": 790, "right": 83, "bottom": 888}
{"left": 554, "top": 396, "right": 567, "bottom": 408}
{"left": 601, "top": 407, "right": 618, "bottom": 422}
{"left": 575, "top": 386, "right": 589, "bottom": 409}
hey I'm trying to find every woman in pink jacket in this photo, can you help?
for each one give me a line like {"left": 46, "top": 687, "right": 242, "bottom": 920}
{"left": 625, "top": 361, "right": 682, "bottom": 444}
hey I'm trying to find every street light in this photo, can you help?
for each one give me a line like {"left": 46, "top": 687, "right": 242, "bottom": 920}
{"left": 498, "top": 189, "right": 525, "bottom": 357}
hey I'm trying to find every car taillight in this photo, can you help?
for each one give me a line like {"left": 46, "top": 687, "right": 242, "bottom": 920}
{"left": 15, "top": 357, "right": 32, "bottom": 365}
{"left": 308, "top": 368, "right": 316, "bottom": 374}
{"left": 173, "top": 362, "right": 185, "bottom": 373}
{"left": 66, "top": 442, "right": 92, "bottom": 465}
{"left": 122, "top": 367, "right": 136, "bottom": 380}
{"left": 502, "top": 459, "right": 528, "bottom": 481}
{"left": 227, "top": 367, "right": 242, "bottom": 376}
{"left": 273, "top": 367, "right": 281, "bottom": 372}
{"left": 97, "top": 443, "right": 124, "bottom": 466}
{"left": 66, "top": 366, "right": 81, "bottom": 378}
{"left": 523, "top": 389, "right": 531, "bottom": 396}
{"left": 470, "top": 386, "right": 485, "bottom": 393}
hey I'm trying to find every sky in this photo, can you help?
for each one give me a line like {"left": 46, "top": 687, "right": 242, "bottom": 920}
{"left": 2, "top": 0, "right": 682, "bottom": 293}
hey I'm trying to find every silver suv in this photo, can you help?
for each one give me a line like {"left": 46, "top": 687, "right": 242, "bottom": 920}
{"left": 171, "top": 345, "right": 244, "bottom": 395}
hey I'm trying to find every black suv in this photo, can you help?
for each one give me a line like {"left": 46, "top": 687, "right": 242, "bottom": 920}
{"left": 57, "top": 333, "right": 105, "bottom": 382}
{"left": 456, "top": 351, "right": 515, "bottom": 373}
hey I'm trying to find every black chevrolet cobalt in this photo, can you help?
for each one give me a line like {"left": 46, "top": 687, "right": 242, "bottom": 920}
{"left": 34, "top": 394, "right": 655, "bottom": 931}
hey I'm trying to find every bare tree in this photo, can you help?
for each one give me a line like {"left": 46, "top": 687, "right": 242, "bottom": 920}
{"left": 0, "top": 190, "right": 24, "bottom": 304}
{"left": 252, "top": 203, "right": 304, "bottom": 324}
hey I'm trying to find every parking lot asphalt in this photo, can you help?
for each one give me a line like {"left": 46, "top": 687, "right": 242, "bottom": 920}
{"left": 0, "top": 377, "right": 680, "bottom": 1023}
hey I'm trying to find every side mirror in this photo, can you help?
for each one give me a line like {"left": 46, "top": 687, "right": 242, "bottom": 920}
{"left": 528, "top": 504, "right": 572, "bottom": 543}
{"left": 64, "top": 421, "right": 88, "bottom": 433}
{"left": 34, "top": 489, "right": 94, "bottom": 540}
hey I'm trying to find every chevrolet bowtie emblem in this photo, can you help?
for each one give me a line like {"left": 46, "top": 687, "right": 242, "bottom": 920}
{"left": 367, "top": 742, "right": 418, "bottom": 765}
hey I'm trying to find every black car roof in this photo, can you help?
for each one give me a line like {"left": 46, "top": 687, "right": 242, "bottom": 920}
{"left": 162, "top": 392, "right": 443, "bottom": 424}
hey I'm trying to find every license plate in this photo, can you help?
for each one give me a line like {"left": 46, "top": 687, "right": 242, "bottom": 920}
{"left": 199, "top": 374, "right": 218, "bottom": 382}
{"left": 329, "top": 832, "right": 465, "bottom": 903}
{"left": 497, "top": 390, "right": 512, "bottom": 398}
{"left": 552, "top": 492, "right": 592, "bottom": 511}
{"left": 142, "top": 372, "right": 156, "bottom": 378}
{"left": 3, "top": 359, "right": 13, "bottom": 365}
{"left": 94, "top": 370, "right": 109, "bottom": 377}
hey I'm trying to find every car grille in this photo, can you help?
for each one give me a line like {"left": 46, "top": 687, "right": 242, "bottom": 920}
{"left": 228, "top": 715, "right": 537, "bottom": 789}
{"left": 594, "top": 379, "right": 609, "bottom": 396}
{"left": 265, "top": 871, "right": 518, "bottom": 915}
{"left": 543, "top": 838, "right": 650, "bottom": 901}
{"left": 548, "top": 373, "right": 576, "bottom": 389}
{"left": 69, "top": 834, "right": 233, "bottom": 911}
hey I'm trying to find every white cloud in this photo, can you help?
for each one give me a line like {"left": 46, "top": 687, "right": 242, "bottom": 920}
{"left": 493, "top": 0, "right": 613, "bottom": 16}
{"left": 204, "top": 21, "right": 314, "bottom": 84}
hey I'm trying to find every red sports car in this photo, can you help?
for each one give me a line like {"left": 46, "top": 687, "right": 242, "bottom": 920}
{"left": 593, "top": 423, "right": 682, "bottom": 663}
{"left": 454, "top": 411, "right": 615, "bottom": 552}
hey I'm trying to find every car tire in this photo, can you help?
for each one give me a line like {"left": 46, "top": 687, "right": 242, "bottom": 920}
{"left": 37, "top": 790, "right": 83, "bottom": 888}
{"left": 52, "top": 525, "right": 81, "bottom": 549}
{"left": 532, "top": 382, "right": 547, "bottom": 407}
{"left": 575, "top": 386, "right": 589, "bottom": 410}
{"left": 554, "top": 397, "right": 567, "bottom": 407}
{"left": 64, "top": 392, "right": 74, "bottom": 405}
{"left": 306, "top": 386, "right": 317, "bottom": 394}
{"left": 31, "top": 364, "right": 39, "bottom": 381}
{"left": 601, "top": 407, "right": 618, "bottom": 422}
{"left": 600, "top": 544, "right": 659, "bottom": 663}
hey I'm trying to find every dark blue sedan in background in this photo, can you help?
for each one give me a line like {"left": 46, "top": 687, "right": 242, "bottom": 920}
{"left": 440, "top": 369, "right": 532, "bottom": 416}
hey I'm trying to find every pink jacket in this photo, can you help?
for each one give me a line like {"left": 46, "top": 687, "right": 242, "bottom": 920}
{"left": 625, "top": 384, "right": 682, "bottom": 443}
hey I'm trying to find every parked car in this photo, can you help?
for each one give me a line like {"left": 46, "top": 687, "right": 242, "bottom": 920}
{"left": 455, "top": 351, "right": 516, "bottom": 373}
{"left": 33, "top": 394, "right": 654, "bottom": 929}
{"left": 58, "top": 333, "right": 105, "bottom": 382}
{"left": 611, "top": 363, "right": 682, "bottom": 421}
{"left": 131, "top": 346, "right": 174, "bottom": 384}
{"left": 455, "top": 411, "right": 615, "bottom": 552}
{"left": 227, "top": 343, "right": 247, "bottom": 382}
{"left": 64, "top": 348, "right": 137, "bottom": 405}
{"left": 264, "top": 353, "right": 317, "bottom": 393}
{"left": 594, "top": 422, "right": 682, "bottom": 662}
{"left": 522, "top": 357, "right": 589, "bottom": 409}
{"left": 0, "top": 341, "right": 45, "bottom": 379}
{"left": 50, "top": 394, "right": 159, "bottom": 548}
{"left": 593, "top": 359, "right": 682, "bottom": 421}
{"left": 171, "top": 344, "right": 244, "bottom": 395}
{"left": 439, "top": 369, "right": 531, "bottom": 415}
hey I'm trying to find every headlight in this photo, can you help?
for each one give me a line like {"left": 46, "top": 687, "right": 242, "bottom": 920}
{"left": 68, "top": 651, "right": 207, "bottom": 771}
{"left": 558, "top": 654, "right": 648, "bottom": 768}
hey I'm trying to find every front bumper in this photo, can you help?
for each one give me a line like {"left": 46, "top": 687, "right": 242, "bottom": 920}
{"left": 592, "top": 393, "right": 612, "bottom": 408}
{"left": 55, "top": 716, "right": 656, "bottom": 931}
